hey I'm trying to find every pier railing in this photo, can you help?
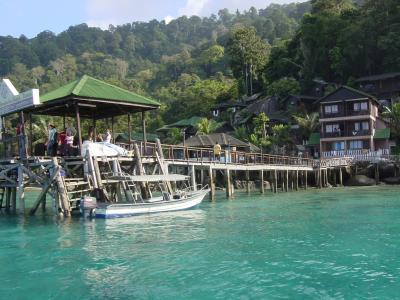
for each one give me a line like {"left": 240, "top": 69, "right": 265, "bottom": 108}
{"left": 116, "top": 142, "right": 316, "bottom": 168}
{"left": 0, "top": 135, "right": 27, "bottom": 159}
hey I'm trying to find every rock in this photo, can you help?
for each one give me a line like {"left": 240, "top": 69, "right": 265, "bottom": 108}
{"left": 378, "top": 161, "right": 397, "bottom": 178}
{"left": 346, "top": 175, "right": 376, "bottom": 186}
{"left": 383, "top": 177, "right": 400, "bottom": 184}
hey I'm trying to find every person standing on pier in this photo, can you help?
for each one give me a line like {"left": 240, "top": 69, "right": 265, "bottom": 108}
{"left": 47, "top": 124, "right": 57, "bottom": 156}
{"left": 213, "top": 142, "right": 221, "bottom": 161}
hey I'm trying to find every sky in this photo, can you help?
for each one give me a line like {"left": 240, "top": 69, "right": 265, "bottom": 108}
{"left": 0, "top": 0, "right": 306, "bottom": 38}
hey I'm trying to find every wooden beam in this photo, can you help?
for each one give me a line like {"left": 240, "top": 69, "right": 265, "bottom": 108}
{"left": 30, "top": 166, "right": 61, "bottom": 215}
{"left": 128, "top": 113, "right": 132, "bottom": 150}
{"left": 142, "top": 111, "right": 147, "bottom": 145}
{"left": 75, "top": 103, "right": 82, "bottom": 152}
{"left": 29, "top": 113, "right": 33, "bottom": 156}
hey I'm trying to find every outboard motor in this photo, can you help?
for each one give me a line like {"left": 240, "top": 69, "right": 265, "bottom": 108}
{"left": 80, "top": 196, "right": 97, "bottom": 218}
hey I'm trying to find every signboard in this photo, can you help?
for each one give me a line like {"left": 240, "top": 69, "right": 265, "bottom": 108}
{"left": 0, "top": 79, "right": 40, "bottom": 116}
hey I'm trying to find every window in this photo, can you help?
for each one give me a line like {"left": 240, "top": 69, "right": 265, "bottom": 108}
{"left": 332, "top": 141, "right": 345, "bottom": 151}
{"left": 326, "top": 124, "right": 340, "bottom": 133}
{"left": 354, "top": 122, "right": 369, "bottom": 131}
{"left": 361, "top": 102, "right": 368, "bottom": 110}
{"left": 349, "top": 140, "right": 363, "bottom": 149}
{"left": 324, "top": 105, "right": 339, "bottom": 114}
{"left": 354, "top": 102, "right": 368, "bottom": 111}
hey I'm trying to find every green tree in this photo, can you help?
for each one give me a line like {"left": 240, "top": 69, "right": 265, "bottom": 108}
{"left": 383, "top": 103, "right": 400, "bottom": 144}
{"left": 227, "top": 27, "right": 270, "bottom": 95}
{"left": 196, "top": 118, "right": 222, "bottom": 135}
{"left": 251, "top": 112, "right": 271, "bottom": 148}
{"left": 294, "top": 112, "right": 320, "bottom": 140}
{"left": 267, "top": 77, "right": 300, "bottom": 98}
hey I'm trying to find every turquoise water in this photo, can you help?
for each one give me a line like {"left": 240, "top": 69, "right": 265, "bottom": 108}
{"left": 1, "top": 186, "right": 400, "bottom": 299}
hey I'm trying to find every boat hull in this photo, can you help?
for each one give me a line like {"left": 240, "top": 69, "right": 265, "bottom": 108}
{"left": 94, "top": 190, "right": 209, "bottom": 219}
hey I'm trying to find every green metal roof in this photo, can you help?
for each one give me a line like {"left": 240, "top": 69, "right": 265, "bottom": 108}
{"left": 40, "top": 75, "right": 160, "bottom": 107}
{"left": 157, "top": 116, "right": 202, "bottom": 131}
{"left": 169, "top": 116, "right": 202, "bottom": 128}
{"left": 374, "top": 128, "right": 390, "bottom": 140}
{"left": 308, "top": 132, "right": 320, "bottom": 145}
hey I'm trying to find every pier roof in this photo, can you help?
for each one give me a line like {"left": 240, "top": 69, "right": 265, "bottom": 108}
{"left": 30, "top": 75, "right": 160, "bottom": 118}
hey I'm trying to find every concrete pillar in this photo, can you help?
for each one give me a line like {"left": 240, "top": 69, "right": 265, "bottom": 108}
{"left": 339, "top": 167, "right": 343, "bottom": 186}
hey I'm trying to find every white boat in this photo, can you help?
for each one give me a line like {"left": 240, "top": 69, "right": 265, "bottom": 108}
{"left": 93, "top": 189, "right": 209, "bottom": 219}
{"left": 80, "top": 173, "right": 210, "bottom": 219}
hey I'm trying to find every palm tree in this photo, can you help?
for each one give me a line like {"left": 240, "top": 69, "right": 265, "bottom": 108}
{"left": 294, "top": 112, "right": 319, "bottom": 139}
{"left": 233, "top": 126, "right": 249, "bottom": 142}
{"left": 196, "top": 118, "right": 222, "bottom": 135}
{"left": 383, "top": 103, "right": 400, "bottom": 143}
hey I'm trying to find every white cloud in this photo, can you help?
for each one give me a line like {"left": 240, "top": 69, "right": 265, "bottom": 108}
{"left": 179, "top": 0, "right": 301, "bottom": 17}
{"left": 85, "top": 0, "right": 177, "bottom": 27}
{"left": 84, "top": 0, "right": 308, "bottom": 29}
{"left": 164, "top": 16, "right": 174, "bottom": 24}
{"left": 178, "top": 0, "right": 210, "bottom": 16}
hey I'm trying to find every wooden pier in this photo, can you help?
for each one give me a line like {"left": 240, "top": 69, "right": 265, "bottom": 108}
{"left": 1, "top": 137, "right": 399, "bottom": 217}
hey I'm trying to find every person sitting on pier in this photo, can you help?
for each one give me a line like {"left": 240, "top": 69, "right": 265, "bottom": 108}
{"left": 105, "top": 129, "right": 112, "bottom": 143}
{"left": 213, "top": 142, "right": 221, "bottom": 161}
{"left": 96, "top": 133, "right": 103, "bottom": 142}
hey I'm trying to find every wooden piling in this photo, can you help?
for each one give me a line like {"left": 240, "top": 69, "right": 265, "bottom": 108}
{"left": 225, "top": 169, "right": 233, "bottom": 199}
{"left": 53, "top": 158, "right": 71, "bottom": 217}
{"left": 274, "top": 169, "right": 278, "bottom": 193}
{"left": 209, "top": 166, "right": 215, "bottom": 201}
{"left": 190, "top": 165, "right": 197, "bottom": 191}
{"left": 260, "top": 170, "right": 265, "bottom": 194}
{"left": 5, "top": 187, "right": 10, "bottom": 213}
{"left": 305, "top": 171, "right": 308, "bottom": 190}
{"left": 246, "top": 170, "right": 250, "bottom": 194}
{"left": 285, "top": 170, "right": 289, "bottom": 192}
{"left": 11, "top": 187, "right": 16, "bottom": 214}
{"left": 339, "top": 167, "right": 343, "bottom": 186}
{"left": 17, "top": 165, "right": 25, "bottom": 214}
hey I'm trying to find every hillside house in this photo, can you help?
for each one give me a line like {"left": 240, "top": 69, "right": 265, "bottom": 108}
{"left": 316, "top": 86, "right": 390, "bottom": 157}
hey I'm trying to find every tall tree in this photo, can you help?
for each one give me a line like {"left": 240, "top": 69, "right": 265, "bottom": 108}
{"left": 227, "top": 27, "right": 270, "bottom": 95}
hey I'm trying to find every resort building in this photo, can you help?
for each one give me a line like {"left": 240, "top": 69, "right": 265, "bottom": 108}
{"left": 316, "top": 86, "right": 390, "bottom": 157}
{"left": 356, "top": 72, "right": 400, "bottom": 103}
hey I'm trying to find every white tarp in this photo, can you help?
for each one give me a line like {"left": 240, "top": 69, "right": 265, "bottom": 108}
{"left": 81, "top": 141, "right": 128, "bottom": 157}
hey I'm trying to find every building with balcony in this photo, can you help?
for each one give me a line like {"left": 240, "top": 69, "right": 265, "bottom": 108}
{"left": 316, "top": 86, "right": 390, "bottom": 157}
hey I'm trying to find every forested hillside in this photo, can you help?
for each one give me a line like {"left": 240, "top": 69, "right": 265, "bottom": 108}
{"left": 1, "top": 0, "right": 399, "bottom": 131}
